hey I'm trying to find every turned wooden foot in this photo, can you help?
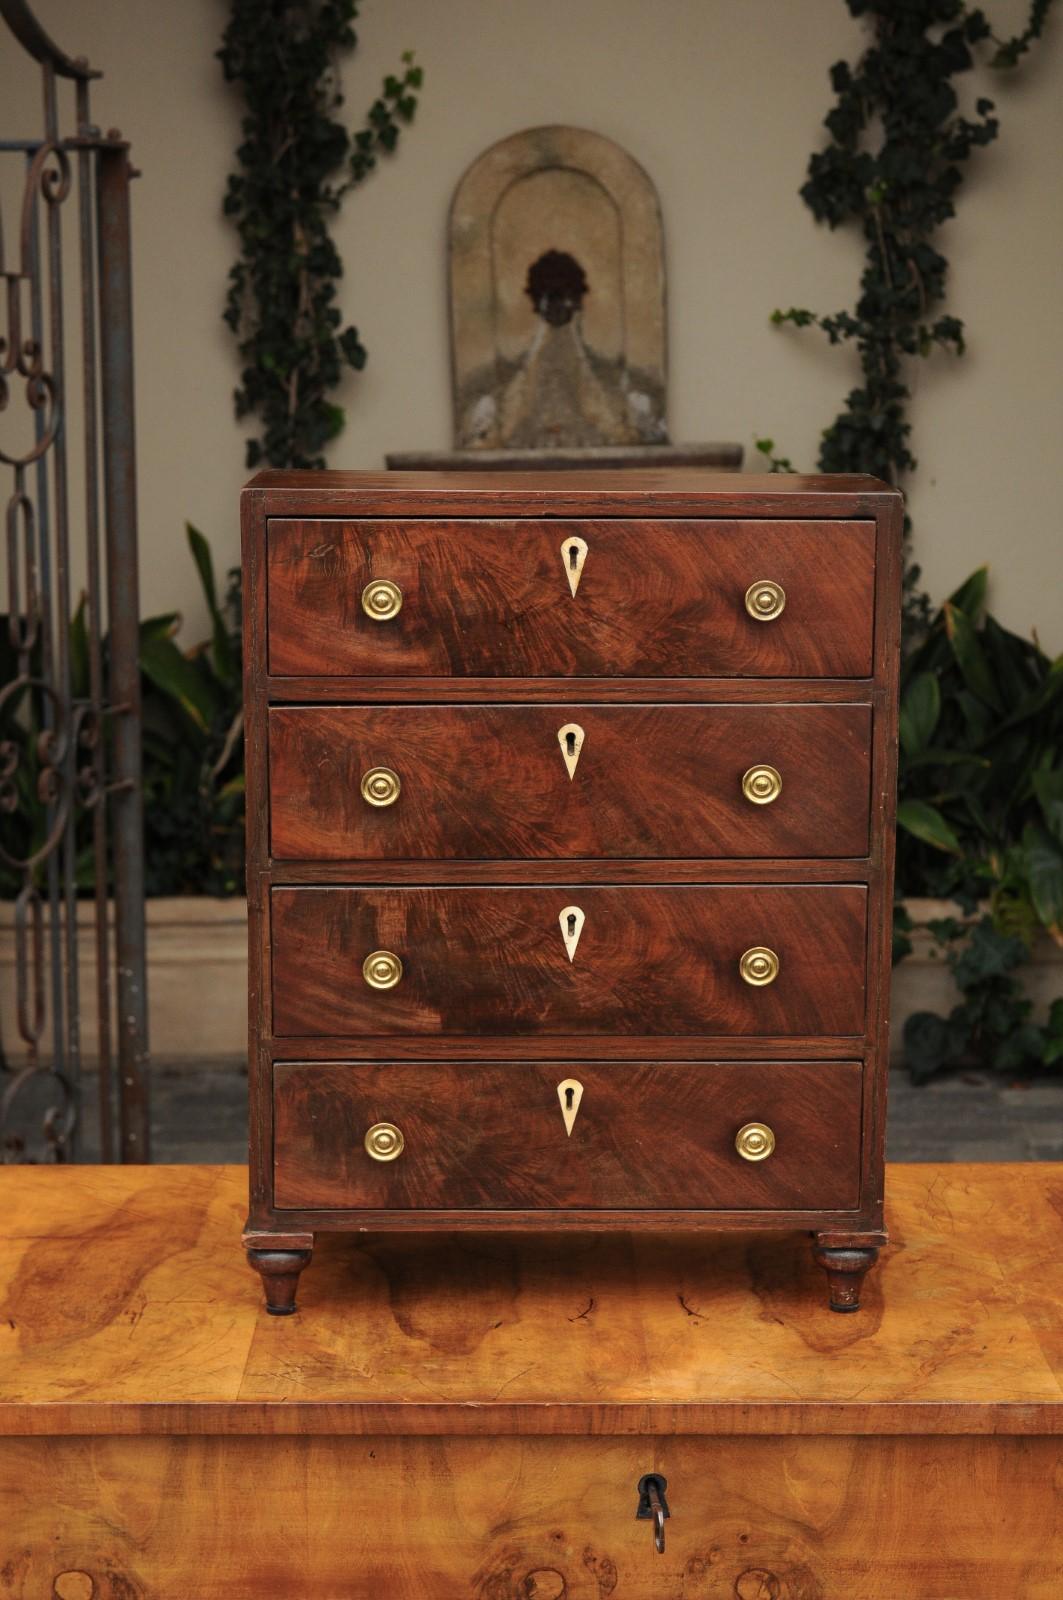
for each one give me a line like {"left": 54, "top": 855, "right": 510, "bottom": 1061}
{"left": 247, "top": 1246, "right": 313, "bottom": 1315}
{"left": 812, "top": 1243, "right": 879, "bottom": 1313}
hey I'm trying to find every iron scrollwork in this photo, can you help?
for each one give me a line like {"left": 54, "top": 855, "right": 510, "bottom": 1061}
{"left": 1, "top": 1, "right": 149, "bottom": 1162}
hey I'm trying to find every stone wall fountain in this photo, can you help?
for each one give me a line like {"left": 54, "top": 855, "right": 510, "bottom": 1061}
{"left": 387, "top": 126, "right": 742, "bottom": 470}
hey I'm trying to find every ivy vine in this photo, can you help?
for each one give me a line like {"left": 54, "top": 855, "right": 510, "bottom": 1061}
{"left": 770, "top": 0, "right": 1055, "bottom": 632}
{"left": 219, "top": 1, "right": 423, "bottom": 469}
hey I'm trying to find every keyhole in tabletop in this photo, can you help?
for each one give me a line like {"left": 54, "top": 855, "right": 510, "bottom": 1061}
{"left": 567, "top": 912, "right": 577, "bottom": 937}
{"left": 568, "top": 543, "right": 580, "bottom": 570}
{"left": 565, "top": 730, "right": 577, "bottom": 757}
{"left": 565, "top": 1085, "right": 575, "bottom": 1111}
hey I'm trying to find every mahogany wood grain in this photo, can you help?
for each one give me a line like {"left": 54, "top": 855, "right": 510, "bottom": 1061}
{"left": 269, "top": 884, "right": 867, "bottom": 1038}
{"left": 247, "top": 466, "right": 898, "bottom": 518}
{"left": 266, "top": 518, "right": 876, "bottom": 678}
{"left": 271, "top": 1060, "right": 863, "bottom": 1212}
{"left": 269, "top": 703, "right": 872, "bottom": 861}
{"left": 3, "top": 1163, "right": 1063, "bottom": 1437}
{"left": 267, "top": 858, "right": 875, "bottom": 885}
{"left": 265, "top": 674, "right": 877, "bottom": 704}
{"left": 6, "top": 1434, "right": 1061, "bottom": 1598}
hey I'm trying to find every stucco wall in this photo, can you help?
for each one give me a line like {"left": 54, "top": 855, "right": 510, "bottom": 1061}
{"left": 3, "top": 0, "right": 1060, "bottom": 642}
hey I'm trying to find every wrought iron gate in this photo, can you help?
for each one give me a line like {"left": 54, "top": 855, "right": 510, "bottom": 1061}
{"left": 1, "top": 0, "right": 149, "bottom": 1161}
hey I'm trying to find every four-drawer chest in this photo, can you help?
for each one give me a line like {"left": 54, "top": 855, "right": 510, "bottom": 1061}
{"left": 241, "top": 470, "right": 902, "bottom": 1315}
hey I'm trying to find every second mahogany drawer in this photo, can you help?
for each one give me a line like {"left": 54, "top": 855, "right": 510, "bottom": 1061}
{"left": 272, "top": 1060, "right": 864, "bottom": 1211}
{"left": 269, "top": 703, "right": 872, "bottom": 860}
{"left": 270, "top": 885, "right": 867, "bottom": 1037}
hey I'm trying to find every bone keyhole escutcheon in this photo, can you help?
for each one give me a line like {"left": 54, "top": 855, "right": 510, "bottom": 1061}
{"left": 561, "top": 536, "right": 588, "bottom": 597}
{"left": 557, "top": 1078, "right": 584, "bottom": 1136}
{"left": 559, "top": 904, "right": 585, "bottom": 962}
{"left": 558, "top": 722, "right": 585, "bottom": 779}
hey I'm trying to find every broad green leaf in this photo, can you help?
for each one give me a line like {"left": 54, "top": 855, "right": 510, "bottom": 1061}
{"left": 899, "top": 671, "right": 940, "bottom": 754}
{"left": 139, "top": 633, "right": 216, "bottom": 735}
{"left": 944, "top": 602, "right": 1003, "bottom": 712}
{"left": 69, "top": 595, "right": 90, "bottom": 700}
{"left": 1033, "top": 770, "right": 1063, "bottom": 843}
{"left": 901, "top": 748, "right": 989, "bottom": 770}
{"left": 1022, "top": 823, "right": 1063, "bottom": 931}
{"left": 946, "top": 566, "right": 988, "bottom": 622}
{"left": 140, "top": 611, "right": 181, "bottom": 644}
{"left": 896, "top": 798, "right": 963, "bottom": 854}
{"left": 187, "top": 524, "right": 236, "bottom": 687}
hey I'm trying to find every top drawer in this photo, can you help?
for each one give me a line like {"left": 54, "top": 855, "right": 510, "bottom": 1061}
{"left": 266, "top": 519, "right": 875, "bottom": 679}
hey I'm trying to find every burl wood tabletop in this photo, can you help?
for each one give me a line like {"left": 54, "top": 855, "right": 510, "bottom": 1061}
{"left": 1, "top": 1163, "right": 1060, "bottom": 1438}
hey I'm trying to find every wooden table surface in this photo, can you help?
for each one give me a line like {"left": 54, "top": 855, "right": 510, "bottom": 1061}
{"left": 1, "top": 1161, "right": 1060, "bottom": 1438}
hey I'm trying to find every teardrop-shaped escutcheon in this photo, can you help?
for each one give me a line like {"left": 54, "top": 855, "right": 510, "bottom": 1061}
{"left": 561, "top": 536, "right": 588, "bottom": 598}
{"left": 557, "top": 722, "right": 585, "bottom": 780}
{"left": 557, "top": 1078, "right": 584, "bottom": 1137}
{"left": 559, "top": 904, "right": 585, "bottom": 963}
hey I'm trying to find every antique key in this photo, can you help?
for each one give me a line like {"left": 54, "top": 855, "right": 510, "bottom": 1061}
{"left": 635, "top": 1473, "right": 670, "bottom": 1554}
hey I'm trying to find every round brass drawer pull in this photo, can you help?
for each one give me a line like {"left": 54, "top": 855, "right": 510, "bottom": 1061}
{"left": 742, "top": 764, "right": 782, "bottom": 805}
{"left": 361, "top": 578, "right": 403, "bottom": 621}
{"left": 362, "top": 950, "right": 403, "bottom": 990}
{"left": 745, "top": 579, "right": 786, "bottom": 622}
{"left": 739, "top": 946, "right": 779, "bottom": 986}
{"left": 735, "top": 1122, "right": 775, "bottom": 1162}
{"left": 360, "top": 766, "right": 401, "bottom": 807}
{"left": 365, "top": 1122, "right": 404, "bottom": 1162}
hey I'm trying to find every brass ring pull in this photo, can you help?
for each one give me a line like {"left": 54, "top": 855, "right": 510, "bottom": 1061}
{"left": 742, "top": 764, "right": 782, "bottom": 805}
{"left": 745, "top": 579, "right": 786, "bottom": 621}
{"left": 362, "top": 950, "right": 403, "bottom": 990}
{"left": 735, "top": 1122, "right": 775, "bottom": 1162}
{"left": 365, "top": 1122, "right": 404, "bottom": 1161}
{"left": 361, "top": 578, "right": 403, "bottom": 621}
{"left": 360, "top": 766, "right": 401, "bottom": 807}
{"left": 739, "top": 946, "right": 779, "bottom": 986}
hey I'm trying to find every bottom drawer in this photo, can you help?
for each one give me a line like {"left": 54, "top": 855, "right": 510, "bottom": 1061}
{"left": 272, "top": 1060, "right": 863, "bottom": 1211}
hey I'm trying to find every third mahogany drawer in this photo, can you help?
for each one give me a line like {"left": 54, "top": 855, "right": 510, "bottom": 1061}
{"left": 272, "top": 1060, "right": 864, "bottom": 1211}
{"left": 270, "top": 885, "right": 867, "bottom": 1037}
{"left": 269, "top": 703, "right": 872, "bottom": 860}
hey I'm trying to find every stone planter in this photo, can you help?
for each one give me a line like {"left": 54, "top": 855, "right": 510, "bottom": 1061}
{"left": 890, "top": 897, "right": 1063, "bottom": 1061}
{"left": 4, "top": 894, "right": 1060, "bottom": 1065}
{"left": 0, "top": 896, "right": 247, "bottom": 1063}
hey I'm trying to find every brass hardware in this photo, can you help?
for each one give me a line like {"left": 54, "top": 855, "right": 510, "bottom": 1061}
{"left": 557, "top": 1077, "right": 584, "bottom": 1136}
{"left": 742, "top": 764, "right": 782, "bottom": 805}
{"left": 635, "top": 1474, "right": 670, "bottom": 1554}
{"left": 735, "top": 1122, "right": 775, "bottom": 1162}
{"left": 559, "top": 904, "right": 585, "bottom": 963}
{"left": 561, "top": 536, "right": 589, "bottom": 597}
{"left": 362, "top": 950, "right": 403, "bottom": 990}
{"left": 361, "top": 578, "right": 403, "bottom": 621}
{"left": 744, "top": 579, "right": 786, "bottom": 622}
{"left": 557, "top": 722, "right": 585, "bottom": 780}
{"left": 365, "top": 1122, "right": 405, "bottom": 1162}
{"left": 360, "top": 766, "right": 401, "bottom": 807}
{"left": 739, "top": 946, "right": 779, "bottom": 986}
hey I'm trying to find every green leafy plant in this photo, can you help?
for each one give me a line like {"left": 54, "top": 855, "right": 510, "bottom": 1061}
{"left": 219, "top": 1, "right": 423, "bottom": 468}
{"left": 895, "top": 567, "right": 1063, "bottom": 1079}
{"left": 0, "top": 528, "right": 245, "bottom": 901}
{"left": 770, "top": 0, "right": 1055, "bottom": 633}
{"left": 139, "top": 528, "right": 245, "bottom": 896}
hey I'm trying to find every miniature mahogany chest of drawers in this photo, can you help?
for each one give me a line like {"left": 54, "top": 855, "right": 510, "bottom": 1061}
{"left": 241, "top": 469, "right": 902, "bottom": 1315}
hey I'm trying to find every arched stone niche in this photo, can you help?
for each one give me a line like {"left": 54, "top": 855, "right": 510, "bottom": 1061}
{"left": 448, "top": 125, "right": 668, "bottom": 450}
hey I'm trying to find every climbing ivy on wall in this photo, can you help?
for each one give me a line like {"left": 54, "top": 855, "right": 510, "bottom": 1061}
{"left": 219, "top": 1, "right": 422, "bottom": 469}
{"left": 771, "top": 0, "right": 1055, "bottom": 630}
